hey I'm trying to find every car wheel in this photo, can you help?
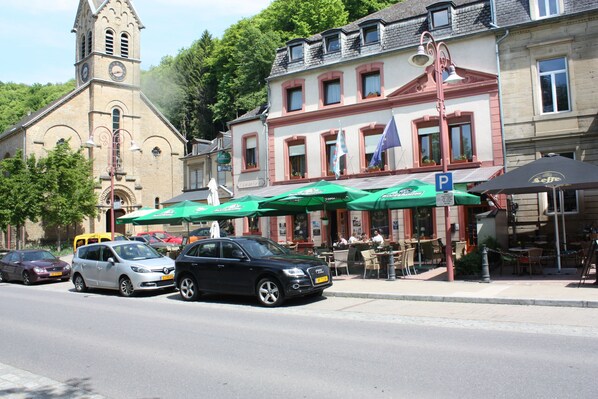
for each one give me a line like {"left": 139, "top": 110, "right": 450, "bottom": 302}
{"left": 179, "top": 275, "right": 199, "bottom": 301}
{"left": 73, "top": 274, "right": 87, "bottom": 292}
{"left": 22, "top": 271, "right": 31, "bottom": 286}
{"left": 256, "top": 278, "right": 284, "bottom": 307}
{"left": 119, "top": 277, "right": 135, "bottom": 297}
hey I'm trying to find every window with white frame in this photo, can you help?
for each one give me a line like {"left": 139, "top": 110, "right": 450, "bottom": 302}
{"left": 244, "top": 136, "right": 257, "bottom": 169}
{"left": 325, "top": 35, "right": 340, "bottom": 53}
{"left": 539, "top": 57, "right": 570, "bottom": 114}
{"left": 546, "top": 152, "right": 578, "bottom": 214}
{"left": 288, "top": 142, "right": 306, "bottom": 178}
{"left": 324, "top": 79, "right": 341, "bottom": 105}
{"left": 362, "top": 25, "right": 379, "bottom": 44}
{"left": 190, "top": 165, "right": 204, "bottom": 190}
{"left": 536, "top": 0, "right": 560, "bottom": 18}
{"left": 364, "top": 132, "right": 385, "bottom": 170}
{"left": 362, "top": 72, "right": 380, "bottom": 99}
{"left": 287, "top": 87, "right": 303, "bottom": 112}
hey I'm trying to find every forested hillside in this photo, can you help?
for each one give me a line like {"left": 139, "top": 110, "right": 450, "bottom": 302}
{"left": 1, "top": 0, "right": 398, "bottom": 139}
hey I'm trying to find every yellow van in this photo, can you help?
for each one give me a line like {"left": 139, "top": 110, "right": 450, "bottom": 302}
{"left": 73, "top": 232, "right": 127, "bottom": 252}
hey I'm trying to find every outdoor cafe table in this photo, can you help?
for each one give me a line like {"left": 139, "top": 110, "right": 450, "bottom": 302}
{"left": 508, "top": 247, "right": 542, "bottom": 274}
{"left": 374, "top": 250, "right": 402, "bottom": 280}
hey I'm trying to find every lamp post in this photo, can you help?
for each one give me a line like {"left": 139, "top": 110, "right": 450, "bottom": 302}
{"left": 86, "top": 126, "right": 141, "bottom": 240}
{"left": 409, "top": 31, "right": 463, "bottom": 282}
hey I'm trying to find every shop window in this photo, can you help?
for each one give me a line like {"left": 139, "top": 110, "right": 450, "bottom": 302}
{"left": 370, "top": 210, "right": 389, "bottom": 238}
{"left": 293, "top": 213, "right": 309, "bottom": 242}
{"left": 546, "top": 152, "right": 578, "bottom": 214}
{"left": 412, "top": 208, "right": 434, "bottom": 239}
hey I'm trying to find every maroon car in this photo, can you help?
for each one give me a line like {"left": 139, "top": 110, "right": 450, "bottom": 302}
{"left": 0, "top": 249, "right": 71, "bottom": 285}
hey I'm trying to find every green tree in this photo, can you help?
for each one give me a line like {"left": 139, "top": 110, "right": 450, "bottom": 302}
{"left": 37, "top": 140, "right": 98, "bottom": 251}
{"left": 0, "top": 150, "right": 43, "bottom": 249}
{"left": 209, "top": 19, "right": 282, "bottom": 126}
{"left": 342, "top": 0, "right": 400, "bottom": 22}
{"left": 0, "top": 81, "right": 75, "bottom": 133}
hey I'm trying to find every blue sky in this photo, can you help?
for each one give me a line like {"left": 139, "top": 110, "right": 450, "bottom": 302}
{"left": 0, "top": 0, "right": 272, "bottom": 85}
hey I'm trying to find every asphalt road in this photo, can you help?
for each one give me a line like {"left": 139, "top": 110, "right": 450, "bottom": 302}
{"left": 1, "top": 280, "right": 598, "bottom": 399}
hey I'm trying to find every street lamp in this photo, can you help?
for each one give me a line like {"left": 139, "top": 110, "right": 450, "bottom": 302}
{"left": 86, "top": 126, "right": 141, "bottom": 240}
{"left": 409, "top": 31, "right": 463, "bottom": 282}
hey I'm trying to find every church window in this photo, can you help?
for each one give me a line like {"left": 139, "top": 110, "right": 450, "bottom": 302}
{"left": 106, "top": 29, "right": 114, "bottom": 55}
{"left": 80, "top": 34, "right": 86, "bottom": 59}
{"left": 87, "top": 31, "right": 93, "bottom": 55}
{"left": 121, "top": 33, "right": 129, "bottom": 58}
{"left": 112, "top": 109, "right": 122, "bottom": 170}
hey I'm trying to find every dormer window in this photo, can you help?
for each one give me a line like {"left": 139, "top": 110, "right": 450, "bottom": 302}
{"left": 431, "top": 8, "right": 449, "bottom": 28}
{"left": 325, "top": 35, "right": 340, "bottom": 53}
{"left": 362, "top": 25, "right": 379, "bottom": 45}
{"left": 536, "top": 0, "right": 561, "bottom": 18}
{"left": 427, "top": 2, "right": 454, "bottom": 29}
{"left": 289, "top": 44, "right": 303, "bottom": 61}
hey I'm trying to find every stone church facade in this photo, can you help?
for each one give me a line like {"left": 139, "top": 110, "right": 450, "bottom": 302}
{"left": 0, "top": 0, "right": 185, "bottom": 246}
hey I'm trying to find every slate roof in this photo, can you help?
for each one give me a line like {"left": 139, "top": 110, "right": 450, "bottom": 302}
{"left": 269, "top": 0, "right": 491, "bottom": 78}
{"left": 228, "top": 104, "right": 268, "bottom": 126}
{"left": 494, "top": 0, "right": 598, "bottom": 27}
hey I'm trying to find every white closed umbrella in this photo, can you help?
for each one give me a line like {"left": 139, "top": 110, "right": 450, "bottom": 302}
{"left": 207, "top": 178, "right": 221, "bottom": 238}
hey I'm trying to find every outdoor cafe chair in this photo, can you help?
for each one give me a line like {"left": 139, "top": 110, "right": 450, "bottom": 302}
{"left": 453, "top": 241, "right": 467, "bottom": 262}
{"left": 518, "top": 247, "right": 543, "bottom": 276}
{"left": 361, "top": 250, "right": 380, "bottom": 279}
{"left": 403, "top": 247, "right": 416, "bottom": 275}
{"left": 332, "top": 249, "right": 350, "bottom": 277}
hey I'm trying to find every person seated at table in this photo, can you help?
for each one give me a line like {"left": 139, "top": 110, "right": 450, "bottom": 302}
{"left": 360, "top": 232, "right": 369, "bottom": 242}
{"left": 333, "top": 234, "right": 348, "bottom": 248}
{"left": 348, "top": 231, "right": 361, "bottom": 244}
{"left": 371, "top": 229, "right": 384, "bottom": 245}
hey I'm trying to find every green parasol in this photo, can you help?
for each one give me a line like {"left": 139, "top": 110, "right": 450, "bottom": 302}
{"left": 132, "top": 200, "right": 212, "bottom": 225}
{"left": 347, "top": 179, "right": 480, "bottom": 211}
{"left": 115, "top": 207, "right": 156, "bottom": 225}
{"left": 190, "top": 195, "right": 300, "bottom": 222}
{"left": 259, "top": 180, "right": 371, "bottom": 212}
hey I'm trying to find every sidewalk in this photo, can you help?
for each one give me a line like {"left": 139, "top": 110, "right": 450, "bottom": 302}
{"left": 325, "top": 266, "right": 598, "bottom": 308}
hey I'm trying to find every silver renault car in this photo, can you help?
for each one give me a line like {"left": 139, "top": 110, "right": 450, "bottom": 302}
{"left": 71, "top": 241, "right": 175, "bottom": 297}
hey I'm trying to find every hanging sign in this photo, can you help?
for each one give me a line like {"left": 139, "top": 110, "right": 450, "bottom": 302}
{"left": 216, "top": 151, "right": 231, "bottom": 164}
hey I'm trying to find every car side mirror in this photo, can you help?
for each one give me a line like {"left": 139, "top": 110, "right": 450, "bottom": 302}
{"left": 107, "top": 257, "right": 116, "bottom": 264}
{"left": 232, "top": 249, "right": 246, "bottom": 259}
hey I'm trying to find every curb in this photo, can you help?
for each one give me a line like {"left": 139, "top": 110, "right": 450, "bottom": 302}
{"left": 324, "top": 291, "right": 598, "bottom": 308}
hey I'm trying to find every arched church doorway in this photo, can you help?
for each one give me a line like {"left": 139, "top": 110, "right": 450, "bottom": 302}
{"left": 105, "top": 194, "right": 128, "bottom": 235}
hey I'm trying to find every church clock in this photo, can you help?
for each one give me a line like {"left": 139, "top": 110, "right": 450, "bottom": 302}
{"left": 80, "top": 63, "right": 90, "bottom": 83}
{"left": 108, "top": 61, "right": 127, "bottom": 81}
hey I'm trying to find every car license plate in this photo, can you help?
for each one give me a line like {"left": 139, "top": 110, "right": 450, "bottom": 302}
{"left": 315, "top": 276, "right": 328, "bottom": 284}
{"left": 161, "top": 275, "right": 174, "bottom": 281}
{"left": 50, "top": 272, "right": 62, "bottom": 277}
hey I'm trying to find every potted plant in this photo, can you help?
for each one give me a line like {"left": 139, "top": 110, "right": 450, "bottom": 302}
{"left": 321, "top": 216, "right": 329, "bottom": 226}
{"left": 290, "top": 171, "right": 302, "bottom": 179}
{"left": 422, "top": 157, "right": 437, "bottom": 166}
{"left": 452, "top": 154, "right": 468, "bottom": 164}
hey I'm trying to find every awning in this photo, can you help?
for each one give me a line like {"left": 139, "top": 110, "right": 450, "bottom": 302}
{"left": 240, "top": 165, "right": 503, "bottom": 198}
